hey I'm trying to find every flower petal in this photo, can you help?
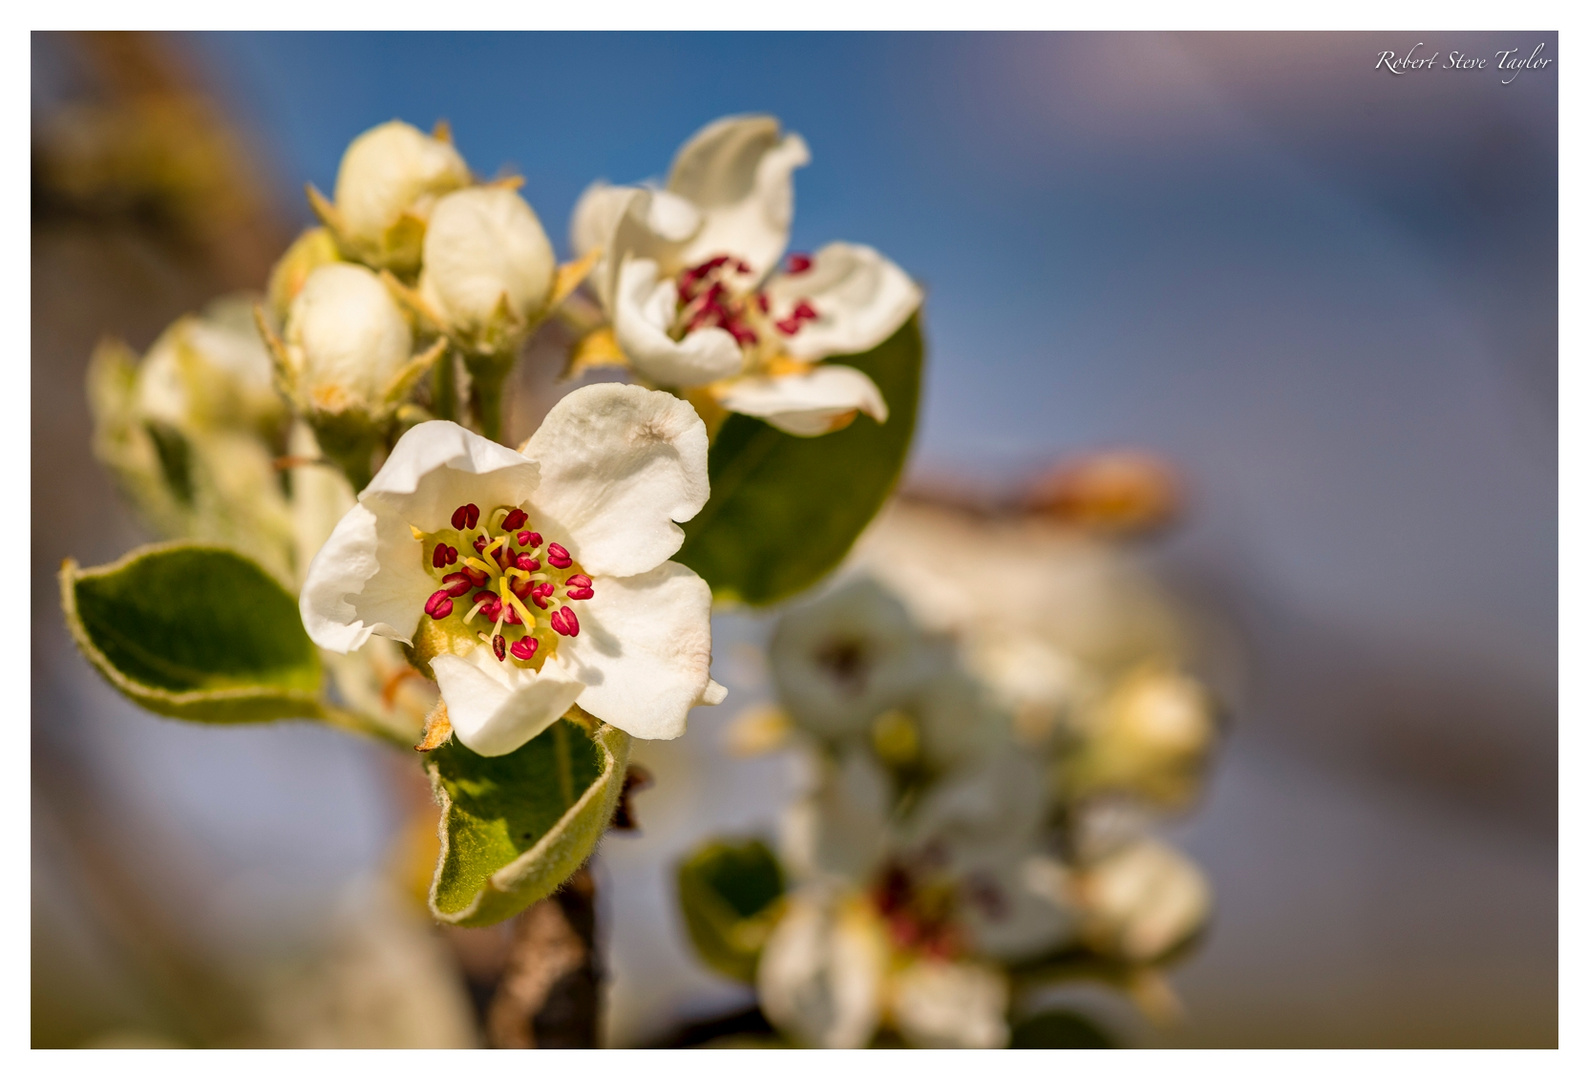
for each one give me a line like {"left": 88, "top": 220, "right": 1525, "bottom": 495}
{"left": 757, "top": 889, "right": 887, "bottom": 1049}
{"left": 764, "top": 242, "right": 922, "bottom": 361}
{"left": 890, "top": 961, "right": 1009, "bottom": 1049}
{"left": 300, "top": 502, "right": 432, "bottom": 652}
{"left": 611, "top": 257, "right": 743, "bottom": 389}
{"left": 361, "top": 419, "right": 540, "bottom": 531}
{"left": 432, "top": 651, "right": 586, "bottom": 757}
{"left": 667, "top": 114, "right": 810, "bottom": 276}
{"left": 521, "top": 384, "right": 709, "bottom": 578}
{"left": 781, "top": 747, "right": 891, "bottom": 883}
{"left": 576, "top": 185, "right": 702, "bottom": 311}
{"left": 555, "top": 561, "right": 713, "bottom": 740}
{"left": 716, "top": 364, "right": 887, "bottom": 437}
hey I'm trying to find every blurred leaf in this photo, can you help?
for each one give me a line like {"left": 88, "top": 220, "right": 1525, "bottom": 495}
{"left": 427, "top": 716, "right": 630, "bottom": 927}
{"left": 60, "top": 542, "right": 323, "bottom": 722}
{"left": 677, "top": 316, "right": 923, "bottom": 606}
{"left": 676, "top": 837, "right": 787, "bottom": 983}
{"left": 1008, "top": 1010, "right": 1116, "bottom": 1049}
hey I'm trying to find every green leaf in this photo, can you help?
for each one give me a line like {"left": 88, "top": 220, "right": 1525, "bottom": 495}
{"left": 677, "top": 315, "right": 923, "bottom": 606}
{"left": 1008, "top": 1010, "right": 1116, "bottom": 1049}
{"left": 427, "top": 716, "right": 630, "bottom": 927}
{"left": 676, "top": 837, "right": 787, "bottom": 983}
{"left": 60, "top": 542, "right": 324, "bottom": 723}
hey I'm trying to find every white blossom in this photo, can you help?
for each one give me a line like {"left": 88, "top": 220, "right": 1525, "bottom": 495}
{"left": 571, "top": 115, "right": 921, "bottom": 436}
{"left": 327, "top": 120, "right": 471, "bottom": 272}
{"left": 417, "top": 185, "right": 556, "bottom": 352}
{"left": 299, "top": 384, "right": 723, "bottom": 755}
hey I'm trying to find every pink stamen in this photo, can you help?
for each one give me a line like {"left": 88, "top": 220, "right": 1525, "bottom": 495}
{"left": 465, "top": 504, "right": 480, "bottom": 529}
{"left": 510, "top": 638, "right": 538, "bottom": 661}
{"left": 566, "top": 574, "right": 592, "bottom": 589}
{"left": 776, "top": 317, "right": 802, "bottom": 335}
{"left": 472, "top": 535, "right": 488, "bottom": 555}
{"left": 509, "top": 577, "right": 533, "bottom": 600}
{"left": 524, "top": 531, "right": 542, "bottom": 548}
{"left": 492, "top": 634, "right": 506, "bottom": 661}
{"left": 792, "top": 300, "right": 818, "bottom": 321}
{"left": 432, "top": 544, "right": 449, "bottom": 569}
{"left": 424, "top": 590, "right": 454, "bottom": 619}
{"left": 502, "top": 603, "right": 523, "bottom": 626}
{"left": 550, "top": 607, "right": 580, "bottom": 637}
{"left": 502, "top": 508, "right": 528, "bottom": 531}
{"left": 441, "top": 572, "right": 474, "bottom": 597}
{"left": 734, "top": 259, "right": 752, "bottom": 274}
{"left": 514, "top": 554, "right": 540, "bottom": 573}
{"left": 473, "top": 590, "right": 502, "bottom": 621}
{"left": 451, "top": 504, "right": 470, "bottom": 530}
{"left": 786, "top": 252, "right": 813, "bottom": 274}
{"left": 546, "top": 543, "right": 573, "bottom": 569}
{"left": 566, "top": 587, "right": 594, "bottom": 600}
{"left": 461, "top": 566, "right": 489, "bottom": 588}
{"left": 757, "top": 293, "right": 770, "bottom": 313}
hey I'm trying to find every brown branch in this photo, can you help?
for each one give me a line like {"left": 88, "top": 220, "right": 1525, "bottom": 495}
{"left": 484, "top": 869, "right": 599, "bottom": 1048}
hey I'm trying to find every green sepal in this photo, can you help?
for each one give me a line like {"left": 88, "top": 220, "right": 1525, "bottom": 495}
{"left": 676, "top": 315, "right": 924, "bottom": 606}
{"left": 675, "top": 837, "right": 787, "bottom": 983}
{"left": 426, "top": 714, "right": 630, "bottom": 927}
{"left": 60, "top": 542, "right": 324, "bottom": 723}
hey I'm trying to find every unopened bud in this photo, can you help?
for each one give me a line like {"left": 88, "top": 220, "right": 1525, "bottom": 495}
{"left": 284, "top": 263, "right": 412, "bottom": 415}
{"left": 1076, "top": 838, "right": 1210, "bottom": 963}
{"left": 266, "top": 227, "right": 342, "bottom": 328}
{"left": 328, "top": 120, "right": 471, "bottom": 273}
{"left": 417, "top": 185, "right": 555, "bottom": 354}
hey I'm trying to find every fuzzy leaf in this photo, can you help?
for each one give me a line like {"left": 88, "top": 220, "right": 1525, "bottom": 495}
{"left": 427, "top": 716, "right": 630, "bottom": 927}
{"left": 676, "top": 837, "right": 787, "bottom": 983}
{"left": 60, "top": 542, "right": 324, "bottom": 723}
{"left": 677, "top": 316, "right": 923, "bottom": 606}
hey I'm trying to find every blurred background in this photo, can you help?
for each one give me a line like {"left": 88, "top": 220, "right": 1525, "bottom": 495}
{"left": 31, "top": 31, "right": 1556, "bottom": 1047}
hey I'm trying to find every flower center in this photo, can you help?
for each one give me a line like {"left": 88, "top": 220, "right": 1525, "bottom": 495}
{"left": 671, "top": 253, "right": 820, "bottom": 363}
{"left": 870, "top": 858, "right": 967, "bottom": 961}
{"left": 418, "top": 502, "right": 592, "bottom": 668}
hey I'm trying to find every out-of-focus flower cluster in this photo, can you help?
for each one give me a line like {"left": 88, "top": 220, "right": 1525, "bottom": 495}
{"left": 685, "top": 489, "right": 1220, "bottom": 1048}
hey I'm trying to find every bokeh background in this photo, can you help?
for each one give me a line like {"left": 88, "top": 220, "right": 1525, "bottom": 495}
{"left": 32, "top": 31, "right": 1557, "bottom": 1047}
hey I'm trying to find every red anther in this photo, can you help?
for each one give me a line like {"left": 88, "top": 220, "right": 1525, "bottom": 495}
{"left": 792, "top": 300, "right": 818, "bottom": 321}
{"left": 735, "top": 259, "right": 752, "bottom": 274}
{"left": 441, "top": 572, "right": 474, "bottom": 597}
{"left": 451, "top": 504, "right": 470, "bottom": 530}
{"left": 775, "top": 317, "right": 802, "bottom": 335}
{"left": 509, "top": 576, "right": 533, "bottom": 600}
{"left": 514, "top": 554, "right": 540, "bottom": 572}
{"left": 566, "top": 587, "right": 595, "bottom": 600}
{"left": 492, "top": 634, "right": 507, "bottom": 661}
{"left": 502, "top": 602, "right": 523, "bottom": 626}
{"left": 531, "top": 581, "right": 554, "bottom": 610}
{"left": 502, "top": 508, "right": 528, "bottom": 531}
{"left": 472, "top": 535, "right": 488, "bottom": 554}
{"left": 786, "top": 252, "right": 813, "bottom": 274}
{"left": 546, "top": 543, "right": 573, "bottom": 569}
{"left": 462, "top": 566, "right": 489, "bottom": 587}
{"left": 424, "top": 590, "right": 454, "bottom": 619}
{"left": 432, "top": 544, "right": 450, "bottom": 568}
{"left": 526, "top": 531, "right": 542, "bottom": 547}
{"left": 492, "top": 545, "right": 510, "bottom": 570}
{"left": 550, "top": 607, "right": 580, "bottom": 637}
{"left": 446, "top": 546, "right": 458, "bottom": 565}
{"left": 756, "top": 293, "right": 770, "bottom": 313}
{"left": 473, "top": 590, "right": 502, "bottom": 620}
{"left": 516, "top": 530, "right": 532, "bottom": 547}
{"left": 465, "top": 504, "right": 480, "bottom": 529}
{"left": 729, "top": 324, "right": 758, "bottom": 346}
{"left": 510, "top": 638, "right": 538, "bottom": 661}
{"left": 566, "top": 574, "right": 592, "bottom": 589}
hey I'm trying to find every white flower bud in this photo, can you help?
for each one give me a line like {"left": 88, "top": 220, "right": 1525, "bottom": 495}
{"left": 331, "top": 120, "right": 470, "bottom": 271}
{"left": 418, "top": 186, "right": 555, "bottom": 351}
{"left": 1077, "top": 838, "right": 1210, "bottom": 963}
{"left": 285, "top": 263, "right": 412, "bottom": 414}
{"left": 135, "top": 294, "right": 283, "bottom": 435}
{"left": 1069, "top": 668, "right": 1216, "bottom": 807}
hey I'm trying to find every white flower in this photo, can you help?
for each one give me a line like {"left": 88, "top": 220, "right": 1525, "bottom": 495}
{"left": 131, "top": 293, "right": 284, "bottom": 436}
{"left": 571, "top": 114, "right": 921, "bottom": 437}
{"left": 417, "top": 185, "right": 557, "bottom": 353}
{"left": 298, "top": 383, "right": 724, "bottom": 755}
{"left": 1072, "top": 837, "right": 1211, "bottom": 963}
{"left": 323, "top": 119, "right": 471, "bottom": 272}
{"left": 1067, "top": 667, "right": 1217, "bottom": 808}
{"left": 282, "top": 263, "right": 415, "bottom": 416}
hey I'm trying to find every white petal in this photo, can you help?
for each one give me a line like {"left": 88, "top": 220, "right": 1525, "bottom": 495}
{"left": 361, "top": 420, "right": 540, "bottom": 533}
{"left": 556, "top": 561, "right": 713, "bottom": 740}
{"left": 432, "top": 651, "right": 586, "bottom": 757}
{"left": 521, "top": 384, "right": 709, "bottom": 578}
{"left": 585, "top": 187, "right": 704, "bottom": 313}
{"left": 780, "top": 747, "right": 891, "bottom": 883}
{"left": 716, "top": 365, "right": 887, "bottom": 437}
{"left": 757, "top": 890, "right": 887, "bottom": 1049}
{"left": 300, "top": 502, "right": 431, "bottom": 652}
{"left": 611, "top": 257, "right": 743, "bottom": 389}
{"left": 1081, "top": 838, "right": 1211, "bottom": 962}
{"left": 697, "top": 679, "right": 728, "bottom": 706}
{"left": 765, "top": 242, "right": 921, "bottom": 361}
{"left": 667, "top": 114, "right": 809, "bottom": 276}
{"left": 332, "top": 120, "right": 470, "bottom": 257}
{"left": 419, "top": 186, "right": 555, "bottom": 330}
{"left": 890, "top": 961, "right": 1009, "bottom": 1049}
{"left": 570, "top": 181, "right": 636, "bottom": 261}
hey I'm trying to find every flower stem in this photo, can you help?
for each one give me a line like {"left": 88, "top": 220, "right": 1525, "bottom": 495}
{"left": 432, "top": 349, "right": 459, "bottom": 423}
